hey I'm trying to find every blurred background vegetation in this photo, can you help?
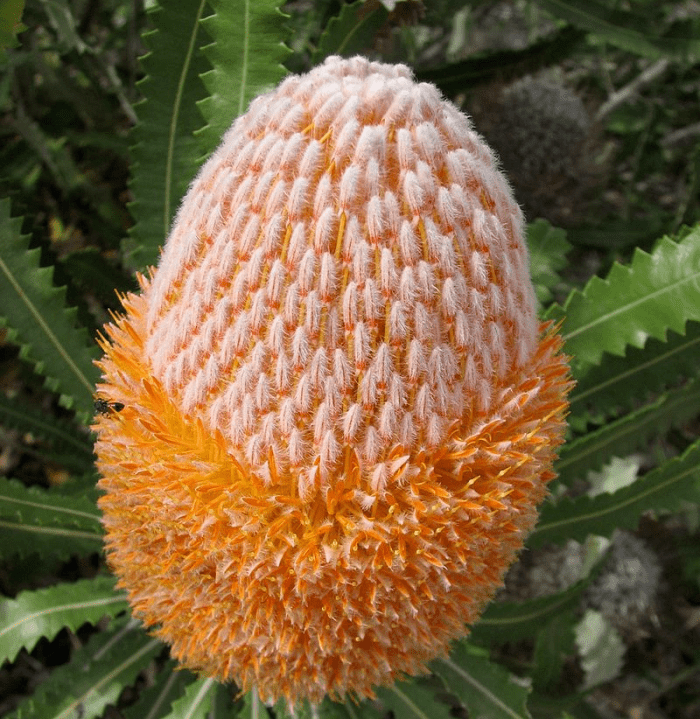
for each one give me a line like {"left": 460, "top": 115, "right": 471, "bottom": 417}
{"left": 1, "top": 1, "right": 700, "bottom": 718}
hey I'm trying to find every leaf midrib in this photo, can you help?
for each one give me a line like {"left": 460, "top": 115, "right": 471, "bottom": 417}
{"left": 164, "top": 0, "right": 209, "bottom": 237}
{"left": 436, "top": 657, "right": 527, "bottom": 719}
{"left": 563, "top": 261, "right": 700, "bottom": 343}
{"left": 0, "top": 254, "right": 95, "bottom": 398}
{"left": 0, "top": 595, "right": 127, "bottom": 641}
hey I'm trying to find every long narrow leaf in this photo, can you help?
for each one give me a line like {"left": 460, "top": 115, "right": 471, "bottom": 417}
{"left": 7, "top": 619, "right": 161, "bottom": 719}
{"left": 470, "top": 576, "right": 593, "bottom": 645}
{"left": 538, "top": 0, "right": 700, "bottom": 60}
{"left": 415, "top": 27, "right": 585, "bottom": 92}
{"left": 549, "top": 224, "right": 700, "bottom": 375}
{"left": 376, "top": 680, "right": 453, "bottom": 719}
{"left": 161, "top": 676, "right": 216, "bottom": 719}
{"left": 431, "top": 642, "right": 531, "bottom": 719}
{"left": 197, "top": 0, "right": 291, "bottom": 157}
{"left": 126, "top": 0, "right": 212, "bottom": 270}
{"left": 0, "top": 477, "right": 103, "bottom": 559}
{"left": 122, "top": 663, "right": 196, "bottom": 719}
{"left": 311, "top": 0, "right": 389, "bottom": 64}
{"left": 531, "top": 437, "right": 700, "bottom": 548}
{"left": 0, "top": 575, "right": 127, "bottom": 665}
{"left": 239, "top": 690, "right": 265, "bottom": 719}
{"left": 0, "top": 393, "right": 94, "bottom": 473}
{"left": 557, "top": 380, "right": 700, "bottom": 485}
{"left": 0, "top": 199, "right": 99, "bottom": 421}
{"left": 318, "top": 695, "right": 383, "bottom": 719}
{"left": 532, "top": 613, "right": 577, "bottom": 692}
{"left": 569, "top": 320, "right": 700, "bottom": 425}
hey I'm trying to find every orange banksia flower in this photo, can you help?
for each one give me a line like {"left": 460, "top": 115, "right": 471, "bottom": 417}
{"left": 94, "top": 56, "right": 572, "bottom": 704}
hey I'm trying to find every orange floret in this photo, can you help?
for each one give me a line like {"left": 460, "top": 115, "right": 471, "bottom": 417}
{"left": 94, "top": 55, "right": 572, "bottom": 705}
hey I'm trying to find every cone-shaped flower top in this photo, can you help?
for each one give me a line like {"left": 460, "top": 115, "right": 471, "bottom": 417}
{"left": 94, "top": 56, "right": 572, "bottom": 705}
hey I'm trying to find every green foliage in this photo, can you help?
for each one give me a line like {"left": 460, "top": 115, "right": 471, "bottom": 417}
{"left": 568, "top": 320, "right": 700, "bottom": 427}
{"left": 415, "top": 26, "right": 586, "bottom": 92}
{"left": 197, "top": 0, "right": 291, "bottom": 157}
{"left": 527, "top": 219, "right": 572, "bottom": 307}
{"left": 431, "top": 642, "right": 531, "bottom": 719}
{"left": 0, "top": 198, "right": 100, "bottom": 421}
{"left": 126, "top": 0, "right": 291, "bottom": 271}
{"left": 238, "top": 689, "right": 267, "bottom": 719}
{"left": 537, "top": 0, "right": 700, "bottom": 60}
{"left": 470, "top": 576, "right": 594, "bottom": 644}
{"left": 0, "top": 575, "right": 127, "bottom": 665}
{"left": 557, "top": 380, "right": 700, "bottom": 483}
{"left": 376, "top": 679, "right": 454, "bottom": 719}
{"left": 532, "top": 612, "right": 577, "bottom": 692}
{"left": 550, "top": 225, "right": 700, "bottom": 376}
{"left": 312, "top": 0, "right": 390, "bottom": 64}
{"left": 125, "top": 0, "right": 212, "bottom": 270}
{"left": 0, "top": 477, "right": 104, "bottom": 559}
{"left": 574, "top": 610, "right": 625, "bottom": 690}
{"left": 0, "top": 392, "right": 94, "bottom": 474}
{"left": 6, "top": 618, "right": 162, "bottom": 719}
{"left": 0, "top": 0, "right": 25, "bottom": 57}
{"left": 532, "top": 437, "right": 700, "bottom": 548}
{"left": 1, "top": 1, "right": 699, "bottom": 718}
{"left": 317, "top": 696, "right": 382, "bottom": 719}
{"left": 120, "top": 663, "right": 198, "bottom": 719}
{"left": 160, "top": 677, "right": 217, "bottom": 719}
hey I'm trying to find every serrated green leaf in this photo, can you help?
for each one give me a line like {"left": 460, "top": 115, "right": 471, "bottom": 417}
{"left": 8, "top": 619, "right": 162, "bottom": 719}
{"left": 197, "top": 0, "right": 291, "bottom": 157}
{"left": 431, "top": 642, "right": 531, "bottom": 719}
{"left": 0, "top": 393, "right": 94, "bottom": 474}
{"left": 526, "top": 219, "right": 571, "bottom": 307}
{"left": 239, "top": 689, "right": 267, "bottom": 719}
{"left": 569, "top": 320, "right": 700, "bottom": 426}
{"left": 122, "top": 663, "right": 197, "bottom": 719}
{"left": 0, "top": 477, "right": 103, "bottom": 560}
{"left": 557, "top": 380, "right": 700, "bottom": 485}
{"left": 531, "top": 438, "right": 700, "bottom": 548}
{"left": 0, "top": 575, "right": 127, "bottom": 665}
{"left": 311, "top": 0, "right": 389, "bottom": 64}
{"left": 470, "top": 576, "right": 592, "bottom": 645}
{"left": 376, "top": 679, "right": 453, "bottom": 719}
{"left": 0, "top": 198, "right": 100, "bottom": 421}
{"left": 125, "top": 0, "right": 211, "bottom": 270}
{"left": 538, "top": 0, "right": 700, "bottom": 60}
{"left": 532, "top": 612, "right": 577, "bottom": 692}
{"left": 550, "top": 225, "right": 700, "bottom": 376}
{"left": 161, "top": 676, "right": 216, "bottom": 719}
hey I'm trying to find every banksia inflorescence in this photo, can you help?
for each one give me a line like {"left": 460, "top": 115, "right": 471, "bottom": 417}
{"left": 94, "top": 56, "right": 572, "bottom": 704}
{"left": 478, "top": 74, "right": 591, "bottom": 222}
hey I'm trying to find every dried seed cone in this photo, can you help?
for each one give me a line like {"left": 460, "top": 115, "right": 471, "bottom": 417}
{"left": 94, "top": 56, "right": 572, "bottom": 704}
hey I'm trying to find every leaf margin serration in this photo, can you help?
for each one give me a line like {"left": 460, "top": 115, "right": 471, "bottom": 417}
{"left": 0, "top": 198, "right": 100, "bottom": 421}
{"left": 548, "top": 223, "right": 700, "bottom": 376}
{"left": 196, "top": 0, "right": 292, "bottom": 158}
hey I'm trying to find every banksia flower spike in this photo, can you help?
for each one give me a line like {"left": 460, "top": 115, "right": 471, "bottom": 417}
{"left": 94, "top": 56, "right": 572, "bottom": 704}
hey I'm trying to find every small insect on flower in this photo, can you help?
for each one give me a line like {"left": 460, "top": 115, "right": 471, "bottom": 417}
{"left": 93, "top": 398, "right": 125, "bottom": 415}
